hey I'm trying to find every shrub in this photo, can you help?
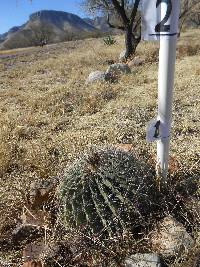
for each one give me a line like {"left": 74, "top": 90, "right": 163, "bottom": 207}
{"left": 103, "top": 36, "right": 117, "bottom": 46}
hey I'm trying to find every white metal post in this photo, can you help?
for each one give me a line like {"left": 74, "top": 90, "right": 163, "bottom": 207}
{"left": 142, "top": 0, "right": 180, "bottom": 180}
{"left": 156, "top": 2, "right": 180, "bottom": 180}
{"left": 157, "top": 36, "right": 177, "bottom": 179}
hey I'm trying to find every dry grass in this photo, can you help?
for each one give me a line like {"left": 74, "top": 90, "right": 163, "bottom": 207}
{"left": 0, "top": 30, "right": 199, "bottom": 266}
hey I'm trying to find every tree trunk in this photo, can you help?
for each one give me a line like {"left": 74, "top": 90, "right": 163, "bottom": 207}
{"left": 124, "top": 26, "right": 141, "bottom": 60}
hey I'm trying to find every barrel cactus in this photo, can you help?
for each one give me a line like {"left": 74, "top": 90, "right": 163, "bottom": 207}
{"left": 58, "top": 146, "right": 156, "bottom": 237}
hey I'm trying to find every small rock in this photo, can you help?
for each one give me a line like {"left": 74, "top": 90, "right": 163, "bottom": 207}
{"left": 119, "top": 50, "right": 126, "bottom": 62}
{"left": 114, "top": 144, "right": 134, "bottom": 153}
{"left": 106, "top": 63, "right": 131, "bottom": 76}
{"left": 128, "top": 57, "right": 144, "bottom": 68}
{"left": 125, "top": 253, "right": 161, "bottom": 267}
{"left": 86, "top": 71, "right": 107, "bottom": 84}
{"left": 150, "top": 216, "right": 194, "bottom": 257}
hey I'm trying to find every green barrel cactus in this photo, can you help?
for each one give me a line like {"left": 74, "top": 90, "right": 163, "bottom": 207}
{"left": 58, "top": 146, "right": 156, "bottom": 237}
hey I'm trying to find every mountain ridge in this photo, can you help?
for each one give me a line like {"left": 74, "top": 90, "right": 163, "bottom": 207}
{"left": 0, "top": 10, "right": 113, "bottom": 50}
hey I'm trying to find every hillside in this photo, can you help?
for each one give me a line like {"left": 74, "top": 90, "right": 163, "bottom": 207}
{"left": 0, "top": 10, "right": 102, "bottom": 50}
{"left": 0, "top": 30, "right": 199, "bottom": 266}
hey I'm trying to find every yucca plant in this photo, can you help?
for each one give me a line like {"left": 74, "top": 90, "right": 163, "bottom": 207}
{"left": 103, "top": 36, "right": 117, "bottom": 46}
{"left": 58, "top": 146, "right": 157, "bottom": 238}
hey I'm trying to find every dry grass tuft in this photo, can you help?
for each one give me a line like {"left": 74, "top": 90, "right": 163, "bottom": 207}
{"left": 177, "top": 44, "right": 200, "bottom": 59}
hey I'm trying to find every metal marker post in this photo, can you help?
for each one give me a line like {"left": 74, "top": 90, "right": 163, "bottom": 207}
{"left": 157, "top": 36, "right": 177, "bottom": 180}
{"left": 142, "top": 0, "right": 180, "bottom": 181}
{"left": 156, "top": 2, "right": 180, "bottom": 180}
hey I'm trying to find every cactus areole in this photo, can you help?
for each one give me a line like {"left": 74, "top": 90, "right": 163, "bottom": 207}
{"left": 58, "top": 147, "right": 156, "bottom": 237}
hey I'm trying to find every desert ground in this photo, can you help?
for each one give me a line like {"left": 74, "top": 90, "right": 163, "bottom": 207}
{"left": 0, "top": 30, "right": 199, "bottom": 266}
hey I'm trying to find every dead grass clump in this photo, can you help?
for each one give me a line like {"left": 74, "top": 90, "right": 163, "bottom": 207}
{"left": 144, "top": 48, "right": 159, "bottom": 63}
{"left": 0, "top": 140, "right": 12, "bottom": 177}
{"left": 177, "top": 44, "right": 200, "bottom": 59}
{"left": 172, "top": 247, "right": 200, "bottom": 267}
{"left": 78, "top": 85, "right": 118, "bottom": 115}
{"left": 135, "top": 41, "right": 159, "bottom": 64}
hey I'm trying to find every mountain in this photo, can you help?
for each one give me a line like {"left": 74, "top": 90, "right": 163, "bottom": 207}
{"left": 0, "top": 10, "right": 102, "bottom": 50}
{"left": 0, "top": 26, "right": 22, "bottom": 42}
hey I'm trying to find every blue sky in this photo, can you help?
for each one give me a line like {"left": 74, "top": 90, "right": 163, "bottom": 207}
{"left": 0, "top": 0, "right": 85, "bottom": 34}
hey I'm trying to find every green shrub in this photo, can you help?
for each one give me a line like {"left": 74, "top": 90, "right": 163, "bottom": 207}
{"left": 103, "top": 36, "right": 117, "bottom": 46}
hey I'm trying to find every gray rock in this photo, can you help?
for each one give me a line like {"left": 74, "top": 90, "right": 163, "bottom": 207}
{"left": 106, "top": 63, "right": 131, "bottom": 76}
{"left": 150, "top": 216, "right": 194, "bottom": 257}
{"left": 125, "top": 253, "right": 161, "bottom": 267}
{"left": 128, "top": 57, "right": 145, "bottom": 68}
{"left": 119, "top": 50, "right": 126, "bottom": 62}
{"left": 86, "top": 71, "right": 107, "bottom": 84}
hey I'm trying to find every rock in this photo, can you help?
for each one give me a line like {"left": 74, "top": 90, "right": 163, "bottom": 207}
{"left": 114, "top": 144, "right": 134, "bottom": 153}
{"left": 128, "top": 57, "right": 144, "bottom": 68}
{"left": 119, "top": 50, "right": 126, "bottom": 62}
{"left": 86, "top": 71, "right": 108, "bottom": 84}
{"left": 106, "top": 63, "right": 131, "bottom": 77}
{"left": 150, "top": 216, "right": 194, "bottom": 257}
{"left": 125, "top": 253, "right": 161, "bottom": 267}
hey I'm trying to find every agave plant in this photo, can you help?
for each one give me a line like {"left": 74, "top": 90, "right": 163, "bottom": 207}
{"left": 58, "top": 146, "right": 156, "bottom": 237}
{"left": 103, "top": 36, "right": 117, "bottom": 46}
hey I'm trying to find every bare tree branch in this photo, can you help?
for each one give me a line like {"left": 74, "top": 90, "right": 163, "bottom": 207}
{"left": 130, "top": 0, "right": 140, "bottom": 27}
{"left": 106, "top": 13, "right": 125, "bottom": 30}
{"left": 111, "top": 0, "right": 129, "bottom": 25}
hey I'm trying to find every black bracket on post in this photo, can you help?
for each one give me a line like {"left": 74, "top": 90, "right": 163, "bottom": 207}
{"left": 154, "top": 120, "right": 161, "bottom": 138}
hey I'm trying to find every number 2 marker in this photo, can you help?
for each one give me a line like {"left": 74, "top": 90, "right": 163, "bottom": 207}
{"left": 142, "top": 0, "right": 180, "bottom": 181}
{"left": 155, "top": 0, "right": 172, "bottom": 33}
